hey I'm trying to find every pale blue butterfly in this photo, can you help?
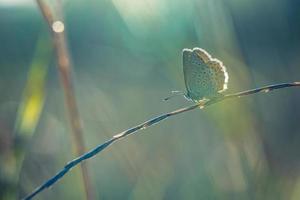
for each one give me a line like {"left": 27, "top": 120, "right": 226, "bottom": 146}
{"left": 165, "top": 47, "right": 229, "bottom": 102}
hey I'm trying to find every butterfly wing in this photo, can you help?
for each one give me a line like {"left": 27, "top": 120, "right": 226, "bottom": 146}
{"left": 182, "top": 48, "right": 228, "bottom": 101}
{"left": 206, "top": 59, "right": 228, "bottom": 92}
{"left": 183, "top": 48, "right": 210, "bottom": 100}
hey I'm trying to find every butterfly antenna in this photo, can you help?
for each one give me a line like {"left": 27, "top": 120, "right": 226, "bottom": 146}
{"left": 163, "top": 91, "right": 185, "bottom": 101}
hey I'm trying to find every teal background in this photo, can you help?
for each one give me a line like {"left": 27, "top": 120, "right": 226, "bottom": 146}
{"left": 0, "top": 0, "right": 300, "bottom": 199}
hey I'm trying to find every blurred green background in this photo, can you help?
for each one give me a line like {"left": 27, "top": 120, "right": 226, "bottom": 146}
{"left": 0, "top": 0, "right": 300, "bottom": 199}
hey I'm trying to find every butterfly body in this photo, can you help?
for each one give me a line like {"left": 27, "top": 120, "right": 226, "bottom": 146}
{"left": 182, "top": 48, "right": 228, "bottom": 102}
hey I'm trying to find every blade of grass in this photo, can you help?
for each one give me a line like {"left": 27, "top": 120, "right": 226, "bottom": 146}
{"left": 23, "top": 81, "right": 300, "bottom": 200}
{"left": 34, "top": 0, "right": 94, "bottom": 199}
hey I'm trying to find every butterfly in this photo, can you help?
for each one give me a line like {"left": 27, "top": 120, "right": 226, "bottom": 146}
{"left": 165, "top": 47, "right": 229, "bottom": 102}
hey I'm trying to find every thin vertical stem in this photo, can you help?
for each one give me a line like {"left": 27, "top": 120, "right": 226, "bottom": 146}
{"left": 35, "top": 1, "right": 94, "bottom": 199}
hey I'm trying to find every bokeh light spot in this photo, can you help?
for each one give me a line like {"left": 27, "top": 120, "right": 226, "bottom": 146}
{"left": 52, "top": 21, "right": 65, "bottom": 33}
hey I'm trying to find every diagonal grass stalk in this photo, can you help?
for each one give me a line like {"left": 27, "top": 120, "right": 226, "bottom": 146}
{"left": 23, "top": 81, "right": 300, "bottom": 200}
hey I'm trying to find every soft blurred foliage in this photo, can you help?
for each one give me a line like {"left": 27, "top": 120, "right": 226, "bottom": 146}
{"left": 0, "top": 0, "right": 300, "bottom": 199}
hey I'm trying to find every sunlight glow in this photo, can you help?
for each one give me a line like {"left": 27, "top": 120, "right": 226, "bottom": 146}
{"left": 0, "top": 0, "right": 34, "bottom": 7}
{"left": 112, "top": 0, "right": 167, "bottom": 36}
